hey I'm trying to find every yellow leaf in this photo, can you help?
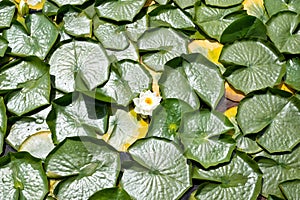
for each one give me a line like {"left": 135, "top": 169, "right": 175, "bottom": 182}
{"left": 188, "top": 40, "right": 223, "bottom": 65}
{"left": 278, "top": 83, "right": 294, "bottom": 94}
{"left": 15, "top": 0, "right": 45, "bottom": 10}
{"left": 224, "top": 106, "right": 238, "bottom": 119}
{"left": 225, "top": 82, "right": 245, "bottom": 102}
{"left": 242, "top": 0, "right": 268, "bottom": 22}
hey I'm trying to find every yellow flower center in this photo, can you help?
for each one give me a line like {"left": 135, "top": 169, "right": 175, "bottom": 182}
{"left": 145, "top": 97, "right": 153, "bottom": 105}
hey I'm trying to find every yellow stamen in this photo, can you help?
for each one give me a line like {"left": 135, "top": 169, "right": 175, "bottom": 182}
{"left": 145, "top": 97, "right": 153, "bottom": 105}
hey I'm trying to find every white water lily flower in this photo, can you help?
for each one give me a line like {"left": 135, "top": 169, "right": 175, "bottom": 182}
{"left": 133, "top": 90, "right": 162, "bottom": 116}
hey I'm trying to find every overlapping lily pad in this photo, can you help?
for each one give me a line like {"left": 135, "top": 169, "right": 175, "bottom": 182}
{"left": 63, "top": 11, "right": 92, "bottom": 37}
{"left": 0, "top": 97, "right": 6, "bottom": 154}
{"left": 0, "top": 1, "right": 15, "bottom": 29}
{"left": 285, "top": 57, "right": 300, "bottom": 90}
{"left": 89, "top": 187, "right": 132, "bottom": 200}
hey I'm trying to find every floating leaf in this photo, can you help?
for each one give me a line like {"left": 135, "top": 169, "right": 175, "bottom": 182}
{"left": 254, "top": 146, "right": 300, "bottom": 198}
{"left": 179, "top": 110, "right": 235, "bottom": 168}
{"left": 264, "top": 0, "right": 300, "bottom": 17}
{"left": 0, "top": 97, "right": 6, "bottom": 155}
{"left": 47, "top": 94, "right": 108, "bottom": 143}
{"left": 102, "top": 109, "right": 148, "bottom": 152}
{"left": 242, "top": 0, "right": 269, "bottom": 22}
{"left": 0, "top": 1, "right": 15, "bottom": 29}
{"left": 89, "top": 187, "right": 132, "bottom": 200}
{"left": 45, "top": 137, "right": 120, "bottom": 200}
{"left": 0, "top": 152, "right": 48, "bottom": 200}
{"left": 182, "top": 53, "right": 225, "bottom": 109}
{"left": 285, "top": 57, "right": 300, "bottom": 91}
{"left": 95, "top": 0, "right": 147, "bottom": 22}
{"left": 49, "top": 41, "right": 110, "bottom": 93}
{"left": 205, "top": 0, "right": 243, "bottom": 7}
{"left": 149, "top": 5, "right": 195, "bottom": 30}
{"left": 121, "top": 138, "right": 191, "bottom": 200}
{"left": 147, "top": 99, "right": 193, "bottom": 141}
{"left": 51, "top": 0, "right": 89, "bottom": 7}
{"left": 106, "top": 41, "right": 139, "bottom": 62}
{"left": 195, "top": 3, "right": 243, "bottom": 41}
{"left": 279, "top": 179, "right": 300, "bottom": 200}
{"left": 174, "top": 0, "right": 198, "bottom": 9}
{"left": 237, "top": 91, "right": 300, "bottom": 153}
{"left": 0, "top": 59, "right": 51, "bottom": 116}
{"left": 193, "top": 152, "right": 262, "bottom": 200}
{"left": 125, "top": 15, "right": 148, "bottom": 42}
{"left": 159, "top": 66, "right": 200, "bottom": 110}
{"left": 3, "top": 14, "right": 58, "bottom": 59}
{"left": 220, "top": 40, "right": 285, "bottom": 94}
{"left": 63, "top": 11, "right": 92, "bottom": 37}
{"left": 138, "top": 28, "right": 188, "bottom": 71}
{"left": 266, "top": 11, "right": 300, "bottom": 54}
{"left": 0, "top": 37, "right": 8, "bottom": 57}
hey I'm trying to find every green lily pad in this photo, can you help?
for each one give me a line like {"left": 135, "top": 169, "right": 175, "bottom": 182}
{"left": 174, "top": 0, "right": 198, "bottom": 9}
{"left": 285, "top": 57, "right": 300, "bottom": 90}
{"left": 102, "top": 108, "right": 148, "bottom": 152}
{"left": 95, "top": 0, "right": 147, "bottom": 22}
{"left": 45, "top": 137, "right": 120, "bottom": 200}
{"left": 138, "top": 28, "right": 188, "bottom": 71}
{"left": 49, "top": 40, "right": 110, "bottom": 93}
{"left": 89, "top": 187, "right": 132, "bottom": 200}
{"left": 7, "top": 106, "right": 51, "bottom": 150}
{"left": 125, "top": 14, "right": 148, "bottom": 42}
{"left": 267, "top": 11, "right": 300, "bottom": 54}
{"left": 0, "top": 97, "right": 6, "bottom": 155}
{"left": 193, "top": 152, "right": 262, "bottom": 200}
{"left": 159, "top": 66, "right": 200, "bottom": 110}
{"left": 220, "top": 40, "right": 285, "bottom": 94}
{"left": 155, "top": 0, "right": 169, "bottom": 5}
{"left": 0, "top": 37, "right": 8, "bottom": 57}
{"left": 3, "top": 14, "right": 59, "bottom": 59}
{"left": 195, "top": 3, "right": 243, "bottom": 41}
{"left": 264, "top": 0, "right": 300, "bottom": 17}
{"left": 94, "top": 19, "right": 129, "bottom": 50}
{"left": 179, "top": 110, "right": 235, "bottom": 168}
{"left": 242, "top": 0, "right": 269, "bottom": 23}
{"left": 149, "top": 5, "right": 195, "bottom": 30}
{"left": 0, "top": 58, "right": 51, "bottom": 116}
{"left": 220, "top": 16, "right": 267, "bottom": 43}
{"left": 51, "top": 0, "right": 89, "bottom": 7}
{"left": 279, "top": 179, "right": 300, "bottom": 200}
{"left": 47, "top": 93, "right": 108, "bottom": 143}
{"left": 63, "top": 11, "right": 92, "bottom": 37}
{"left": 0, "top": 152, "right": 48, "bottom": 200}
{"left": 182, "top": 53, "right": 225, "bottom": 109}
{"left": 106, "top": 41, "right": 139, "bottom": 62}
{"left": 205, "top": 0, "right": 243, "bottom": 7}
{"left": 147, "top": 99, "right": 193, "bottom": 141}
{"left": 237, "top": 91, "right": 300, "bottom": 153}
{"left": 0, "top": 1, "right": 15, "bottom": 29}
{"left": 43, "top": 1, "right": 59, "bottom": 16}
{"left": 254, "top": 146, "right": 300, "bottom": 198}
{"left": 121, "top": 138, "right": 191, "bottom": 200}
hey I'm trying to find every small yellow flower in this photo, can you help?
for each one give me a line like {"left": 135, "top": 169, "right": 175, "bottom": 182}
{"left": 133, "top": 90, "right": 161, "bottom": 116}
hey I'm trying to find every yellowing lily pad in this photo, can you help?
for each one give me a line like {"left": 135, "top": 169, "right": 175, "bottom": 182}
{"left": 225, "top": 82, "right": 245, "bottom": 102}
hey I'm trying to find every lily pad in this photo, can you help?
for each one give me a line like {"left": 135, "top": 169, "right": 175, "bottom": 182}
{"left": 45, "top": 137, "right": 120, "bottom": 200}
{"left": 205, "top": 0, "right": 243, "bottom": 7}
{"left": 159, "top": 66, "right": 200, "bottom": 110}
{"left": 0, "top": 152, "right": 48, "bottom": 200}
{"left": 106, "top": 41, "right": 139, "bottom": 62}
{"left": 47, "top": 93, "right": 108, "bottom": 143}
{"left": 192, "top": 152, "right": 262, "bottom": 200}
{"left": 179, "top": 110, "right": 235, "bottom": 168}
{"left": 0, "top": 37, "right": 8, "bottom": 57}
{"left": 264, "top": 0, "right": 300, "bottom": 17}
{"left": 89, "top": 187, "right": 132, "bottom": 200}
{"left": 220, "top": 40, "right": 285, "bottom": 94}
{"left": 182, "top": 53, "right": 225, "bottom": 109}
{"left": 94, "top": 19, "right": 129, "bottom": 50}
{"left": 125, "top": 15, "right": 148, "bottom": 42}
{"left": 266, "top": 11, "right": 300, "bottom": 54}
{"left": 254, "top": 146, "right": 300, "bottom": 198}
{"left": 0, "top": 97, "right": 6, "bottom": 155}
{"left": 138, "top": 28, "right": 188, "bottom": 71}
{"left": 63, "top": 11, "right": 92, "bottom": 37}
{"left": 49, "top": 40, "right": 110, "bottom": 93}
{"left": 101, "top": 108, "right": 148, "bottom": 152}
{"left": 95, "top": 0, "right": 147, "bottom": 22}
{"left": 7, "top": 106, "right": 51, "bottom": 150}
{"left": 147, "top": 99, "right": 193, "bottom": 141}
{"left": 279, "top": 179, "right": 300, "bottom": 200}
{"left": 121, "top": 138, "right": 191, "bottom": 200}
{"left": 0, "top": 58, "right": 51, "bottom": 116}
{"left": 0, "top": 1, "right": 15, "bottom": 29}
{"left": 195, "top": 3, "right": 243, "bottom": 41}
{"left": 3, "top": 14, "right": 58, "bottom": 59}
{"left": 149, "top": 5, "right": 195, "bottom": 30}
{"left": 51, "top": 0, "right": 89, "bottom": 7}
{"left": 174, "top": 0, "right": 198, "bottom": 9}
{"left": 237, "top": 91, "right": 300, "bottom": 153}
{"left": 242, "top": 0, "right": 269, "bottom": 23}
{"left": 285, "top": 57, "right": 300, "bottom": 91}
